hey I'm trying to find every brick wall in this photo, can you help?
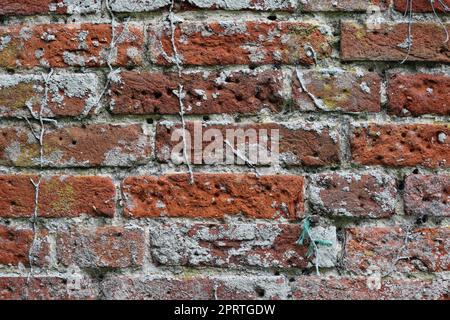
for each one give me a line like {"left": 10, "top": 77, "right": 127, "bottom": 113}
{"left": 0, "top": 0, "right": 449, "bottom": 300}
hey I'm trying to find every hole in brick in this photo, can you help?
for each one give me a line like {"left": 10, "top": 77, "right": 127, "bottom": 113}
{"left": 10, "top": 200, "right": 17, "bottom": 206}
{"left": 154, "top": 91, "right": 162, "bottom": 99}
{"left": 235, "top": 94, "right": 244, "bottom": 101}
{"left": 72, "top": 140, "right": 77, "bottom": 145}
{"left": 166, "top": 88, "right": 173, "bottom": 95}
{"left": 376, "top": 155, "right": 384, "bottom": 161}
{"left": 59, "top": 137, "right": 63, "bottom": 141}
{"left": 203, "top": 116, "right": 210, "bottom": 121}
{"left": 413, "top": 168, "right": 419, "bottom": 174}
{"left": 416, "top": 214, "right": 428, "bottom": 224}
{"left": 81, "top": 124, "right": 87, "bottom": 129}
{"left": 254, "top": 287, "right": 265, "bottom": 297}
{"left": 146, "top": 119, "right": 154, "bottom": 124}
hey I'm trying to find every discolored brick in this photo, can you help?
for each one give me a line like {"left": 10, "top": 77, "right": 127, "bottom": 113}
{"left": 309, "top": 173, "right": 396, "bottom": 218}
{"left": 0, "top": 124, "right": 151, "bottom": 167}
{"left": 0, "top": 23, "right": 143, "bottom": 69}
{"left": 148, "top": 221, "right": 337, "bottom": 269}
{"left": 404, "top": 174, "right": 450, "bottom": 217}
{"left": 341, "top": 22, "right": 450, "bottom": 62}
{"left": 293, "top": 69, "right": 381, "bottom": 112}
{"left": 148, "top": 21, "right": 331, "bottom": 66}
{"left": 156, "top": 122, "right": 340, "bottom": 167}
{"left": 343, "top": 227, "right": 450, "bottom": 274}
{"left": 56, "top": 227, "right": 145, "bottom": 268}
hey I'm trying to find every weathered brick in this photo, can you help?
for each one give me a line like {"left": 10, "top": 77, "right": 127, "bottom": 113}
{"left": 343, "top": 227, "right": 450, "bottom": 274}
{"left": 0, "top": 226, "right": 32, "bottom": 266}
{"left": 0, "top": 73, "right": 100, "bottom": 118}
{"left": 56, "top": 227, "right": 145, "bottom": 268}
{"left": 0, "top": 0, "right": 100, "bottom": 15}
{"left": 0, "top": 124, "right": 150, "bottom": 167}
{"left": 148, "top": 21, "right": 331, "bottom": 66}
{"left": 0, "top": 175, "right": 115, "bottom": 218}
{"left": 291, "top": 276, "right": 450, "bottom": 300}
{"left": 111, "top": 0, "right": 296, "bottom": 11}
{"left": 214, "top": 276, "right": 289, "bottom": 300}
{"left": 0, "top": 226, "right": 48, "bottom": 267}
{"left": 404, "top": 174, "right": 450, "bottom": 217}
{"left": 123, "top": 174, "right": 304, "bottom": 219}
{"left": 100, "top": 275, "right": 289, "bottom": 300}
{"left": 0, "top": 277, "right": 97, "bottom": 300}
{"left": 110, "top": 69, "right": 283, "bottom": 115}
{"left": 0, "top": 23, "right": 143, "bottom": 69}
{"left": 301, "top": 0, "right": 388, "bottom": 11}
{"left": 351, "top": 124, "right": 450, "bottom": 168}
{"left": 156, "top": 122, "right": 340, "bottom": 167}
{"left": 309, "top": 173, "right": 396, "bottom": 218}
{"left": 387, "top": 73, "right": 450, "bottom": 116}
{"left": 293, "top": 69, "right": 381, "bottom": 112}
{"left": 394, "top": 0, "right": 450, "bottom": 12}
{"left": 148, "top": 221, "right": 337, "bottom": 269}
{"left": 341, "top": 22, "right": 450, "bottom": 62}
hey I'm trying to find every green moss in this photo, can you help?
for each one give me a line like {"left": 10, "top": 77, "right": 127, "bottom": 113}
{"left": 0, "top": 82, "right": 36, "bottom": 110}
{"left": 45, "top": 179, "right": 76, "bottom": 214}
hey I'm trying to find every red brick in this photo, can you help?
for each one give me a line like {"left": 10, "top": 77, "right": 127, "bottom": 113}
{"left": 0, "top": 175, "right": 116, "bottom": 218}
{"left": 343, "top": 227, "right": 450, "bottom": 274}
{"left": 149, "top": 221, "right": 337, "bottom": 269}
{"left": 123, "top": 174, "right": 304, "bottom": 219}
{"left": 148, "top": 21, "right": 331, "bottom": 66}
{"left": 56, "top": 227, "right": 145, "bottom": 268}
{"left": 0, "top": 24, "right": 143, "bottom": 69}
{"left": 0, "top": 124, "right": 150, "bottom": 167}
{"left": 110, "top": 69, "right": 283, "bottom": 115}
{"left": 341, "top": 22, "right": 450, "bottom": 62}
{"left": 0, "top": 0, "right": 100, "bottom": 15}
{"left": 0, "top": 226, "right": 48, "bottom": 267}
{"left": 404, "top": 174, "right": 450, "bottom": 217}
{"left": 387, "top": 73, "right": 450, "bottom": 116}
{"left": 156, "top": 122, "right": 340, "bottom": 167}
{"left": 100, "top": 275, "right": 288, "bottom": 300}
{"left": 309, "top": 173, "right": 396, "bottom": 218}
{"left": 394, "top": 0, "right": 450, "bottom": 12}
{"left": 0, "top": 73, "right": 100, "bottom": 118}
{"left": 0, "top": 277, "right": 97, "bottom": 300}
{"left": 301, "top": 0, "right": 388, "bottom": 11}
{"left": 291, "top": 276, "right": 449, "bottom": 300}
{"left": 293, "top": 69, "right": 381, "bottom": 112}
{"left": 351, "top": 124, "right": 450, "bottom": 168}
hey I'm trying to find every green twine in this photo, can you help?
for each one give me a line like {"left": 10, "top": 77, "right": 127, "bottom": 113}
{"left": 296, "top": 216, "right": 333, "bottom": 274}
